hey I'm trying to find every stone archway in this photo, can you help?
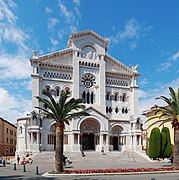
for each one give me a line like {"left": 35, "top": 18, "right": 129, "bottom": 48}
{"left": 80, "top": 118, "right": 100, "bottom": 151}
{"left": 110, "top": 125, "right": 123, "bottom": 151}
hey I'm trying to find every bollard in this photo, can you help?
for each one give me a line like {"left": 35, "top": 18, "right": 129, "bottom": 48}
{"left": 13, "top": 163, "right": 16, "bottom": 170}
{"left": 151, "top": 178, "right": 155, "bottom": 180}
{"left": 36, "top": 166, "right": 39, "bottom": 175}
{"left": 3, "top": 160, "right": 6, "bottom": 167}
{"left": 23, "top": 164, "right": 26, "bottom": 172}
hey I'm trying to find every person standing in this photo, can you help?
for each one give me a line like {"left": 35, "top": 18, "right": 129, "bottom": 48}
{"left": 17, "top": 155, "right": 20, "bottom": 164}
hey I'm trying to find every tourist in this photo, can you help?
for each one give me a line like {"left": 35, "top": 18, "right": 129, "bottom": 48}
{"left": 17, "top": 155, "right": 20, "bottom": 164}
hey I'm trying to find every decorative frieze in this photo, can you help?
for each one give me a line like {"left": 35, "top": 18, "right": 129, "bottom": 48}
{"left": 39, "top": 62, "right": 73, "bottom": 72}
{"left": 39, "top": 48, "right": 73, "bottom": 61}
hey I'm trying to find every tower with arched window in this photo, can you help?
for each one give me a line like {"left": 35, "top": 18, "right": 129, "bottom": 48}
{"left": 16, "top": 30, "right": 142, "bottom": 157}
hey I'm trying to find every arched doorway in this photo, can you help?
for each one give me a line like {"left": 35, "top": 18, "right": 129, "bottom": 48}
{"left": 82, "top": 133, "right": 95, "bottom": 150}
{"left": 80, "top": 119, "right": 100, "bottom": 151}
{"left": 49, "top": 124, "right": 56, "bottom": 150}
{"left": 113, "top": 136, "right": 118, "bottom": 150}
{"left": 110, "top": 125, "right": 123, "bottom": 151}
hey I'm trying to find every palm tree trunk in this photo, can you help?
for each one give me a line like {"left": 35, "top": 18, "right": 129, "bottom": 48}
{"left": 55, "top": 122, "right": 64, "bottom": 172}
{"left": 173, "top": 126, "right": 179, "bottom": 166}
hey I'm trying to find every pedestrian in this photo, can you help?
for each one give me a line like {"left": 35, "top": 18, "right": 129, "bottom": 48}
{"left": 81, "top": 150, "right": 86, "bottom": 157}
{"left": 101, "top": 147, "right": 104, "bottom": 155}
{"left": 17, "top": 155, "right": 20, "bottom": 164}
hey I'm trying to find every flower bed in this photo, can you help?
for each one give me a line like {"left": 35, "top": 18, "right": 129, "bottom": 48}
{"left": 62, "top": 167, "right": 179, "bottom": 174}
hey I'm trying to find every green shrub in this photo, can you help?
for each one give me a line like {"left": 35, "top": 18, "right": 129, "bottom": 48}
{"left": 148, "top": 127, "right": 161, "bottom": 158}
{"left": 161, "top": 127, "right": 172, "bottom": 158}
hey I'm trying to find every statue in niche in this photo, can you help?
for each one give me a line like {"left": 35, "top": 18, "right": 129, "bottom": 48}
{"left": 81, "top": 46, "right": 96, "bottom": 59}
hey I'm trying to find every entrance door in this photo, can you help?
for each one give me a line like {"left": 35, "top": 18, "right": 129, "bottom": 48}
{"left": 113, "top": 136, "right": 118, "bottom": 150}
{"left": 82, "top": 133, "right": 95, "bottom": 150}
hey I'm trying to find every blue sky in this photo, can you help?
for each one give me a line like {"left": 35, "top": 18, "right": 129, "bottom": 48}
{"left": 0, "top": 0, "right": 179, "bottom": 124}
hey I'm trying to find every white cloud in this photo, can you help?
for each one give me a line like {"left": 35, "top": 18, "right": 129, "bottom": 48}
{"left": 0, "top": 0, "right": 16, "bottom": 24}
{"left": 50, "top": 37, "right": 59, "bottom": 47}
{"left": 20, "top": 80, "right": 32, "bottom": 91}
{"left": 45, "top": 6, "right": 52, "bottom": 14}
{"left": 0, "top": 53, "right": 31, "bottom": 79}
{"left": 120, "top": 19, "right": 140, "bottom": 40}
{"left": 172, "top": 51, "right": 179, "bottom": 61}
{"left": 47, "top": 18, "right": 59, "bottom": 30}
{"left": 0, "top": 25, "right": 29, "bottom": 50}
{"left": 59, "top": 1, "right": 73, "bottom": 23}
{"left": 108, "top": 19, "right": 153, "bottom": 49}
{"left": 7, "top": 0, "right": 17, "bottom": 8}
{"left": 139, "top": 78, "right": 179, "bottom": 125}
{"left": 73, "top": 0, "right": 80, "bottom": 6}
{"left": 158, "top": 51, "right": 179, "bottom": 72}
{"left": 0, "top": 87, "right": 31, "bottom": 124}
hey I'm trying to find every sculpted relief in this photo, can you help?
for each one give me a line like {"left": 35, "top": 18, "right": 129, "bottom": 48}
{"left": 81, "top": 46, "right": 97, "bottom": 59}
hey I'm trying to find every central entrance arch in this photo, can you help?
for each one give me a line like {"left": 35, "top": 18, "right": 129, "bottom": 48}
{"left": 82, "top": 133, "right": 95, "bottom": 150}
{"left": 80, "top": 118, "right": 100, "bottom": 151}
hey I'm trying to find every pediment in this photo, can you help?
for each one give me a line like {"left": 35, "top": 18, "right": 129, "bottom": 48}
{"left": 38, "top": 48, "right": 73, "bottom": 66}
{"left": 68, "top": 30, "right": 109, "bottom": 50}
{"left": 84, "top": 106, "right": 109, "bottom": 120}
{"left": 105, "top": 54, "right": 133, "bottom": 75}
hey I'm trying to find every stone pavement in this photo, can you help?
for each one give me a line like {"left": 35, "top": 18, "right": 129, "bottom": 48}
{"left": 0, "top": 151, "right": 172, "bottom": 178}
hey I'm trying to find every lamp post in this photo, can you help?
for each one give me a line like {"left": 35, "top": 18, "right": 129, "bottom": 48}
{"left": 6, "top": 147, "right": 8, "bottom": 162}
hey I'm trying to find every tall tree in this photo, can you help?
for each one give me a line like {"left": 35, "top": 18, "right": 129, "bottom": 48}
{"left": 35, "top": 90, "right": 90, "bottom": 172}
{"left": 146, "top": 87, "right": 179, "bottom": 165}
{"left": 148, "top": 127, "right": 161, "bottom": 159}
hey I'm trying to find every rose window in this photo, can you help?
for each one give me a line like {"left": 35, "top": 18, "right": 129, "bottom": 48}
{"left": 81, "top": 73, "right": 96, "bottom": 88}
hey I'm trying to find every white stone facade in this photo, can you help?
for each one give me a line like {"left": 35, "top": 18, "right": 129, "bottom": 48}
{"left": 16, "top": 30, "right": 142, "bottom": 156}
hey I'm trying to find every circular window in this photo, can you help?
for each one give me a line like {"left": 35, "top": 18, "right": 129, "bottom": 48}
{"left": 81, "top": 73, "right": 96, "bottom": 88}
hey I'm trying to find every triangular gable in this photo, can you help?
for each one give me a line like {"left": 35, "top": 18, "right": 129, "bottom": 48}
{"left": 68, "top": 30, "right": 109, "bottom": 49}
{"left": 105, "top": 54, "right": 133, "bottom": 74}
{"left": 38, "top": 48, "right": 73, "bottom": 66}
{"left": 84, "top": 106, "right": 109, "bottom": 120}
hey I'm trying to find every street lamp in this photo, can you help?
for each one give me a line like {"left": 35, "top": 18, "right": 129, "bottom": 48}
{"left": 6, "top": 147, "right": 8, "bottom": 162}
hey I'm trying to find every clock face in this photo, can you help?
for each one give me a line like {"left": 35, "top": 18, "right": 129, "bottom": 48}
{"left": 81, "top": 46, "right": 96, "bottom": 59}
{"left": 81, "top": 73, "right": 96, "bottom": 88}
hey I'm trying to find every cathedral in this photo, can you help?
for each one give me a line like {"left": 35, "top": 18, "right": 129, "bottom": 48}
{"left": 16, "top": 30, "right": 142, "bottom": 156}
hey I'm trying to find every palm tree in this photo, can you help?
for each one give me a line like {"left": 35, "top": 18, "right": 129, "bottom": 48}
{"left": 35, "top": 89, "right": 90, "bottom": 172}
{"left": 146, "top": 87, "right": 179, "bottom": 165}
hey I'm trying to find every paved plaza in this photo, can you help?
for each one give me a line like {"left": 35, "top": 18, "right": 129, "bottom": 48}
{"left": 0, "top": 151, "right": 173, "bottom": 179}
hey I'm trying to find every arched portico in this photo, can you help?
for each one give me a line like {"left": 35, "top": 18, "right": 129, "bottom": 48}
{"left": 80, "top": 118, "right": 100, "bottom": 151}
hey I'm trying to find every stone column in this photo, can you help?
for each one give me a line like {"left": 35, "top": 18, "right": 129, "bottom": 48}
{"left": 37, "top": 132, "right": 39, "bottom": 144}
{"left": 78, "top": 133, "right": 80, "bottom": 145}
{"left": 31, "top": 132, "right": 33, "bottom": 144}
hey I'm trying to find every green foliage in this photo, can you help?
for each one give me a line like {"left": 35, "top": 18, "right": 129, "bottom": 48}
{"left": 161, "top": 132, "right": 166, "bottom": 158}
{"left": 149, "top": 127, "right": 161, "bottom": 158}
{"left": 161, "top": 127, "right": 172, "bottom": 158}
{"left": 146, "top": 87, "right": 179, "bottom": 129}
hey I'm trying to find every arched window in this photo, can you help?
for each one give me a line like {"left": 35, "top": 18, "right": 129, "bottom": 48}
{"left": 19, "top": 126, "right": 22, "bottom": 134}
{"left": 114, "top": 93, "right": 118, "bottom": 101}
{"left": 87, "top": 92, "right": 90, "bottom": 104}
{"left": 125, "top": 108, "right": 128, "bottom": 114}
{"left": 122, "top": 93, "right": 127, "bottom": 102}
{"left": 82, "top": 91, "right": 86, "bottom": 103}
{"left": 115, "top": 107, "right": 119, "bottom": 113}
{"left": 45, "top": 85, "right": 50, "bottom": 92}
{"left": 106, "top": 106, "right": 109, "bottom": 113}
{"left": 109, "top": 107, "right": 112, "bottom": 113}
{"left": 56, "top": 88, "right": 60, "bottom": 96}
{"left": 122, "top": 108, "right": 125, "bottom": 114}
{"left": 106, "top": 92, "right": 110, "bottom": 100}
{"left": 91, "top": 92, "right": 94, "bottom": 104}
{"left": 44, "top": 103, "right": 48, "bottom": 109}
